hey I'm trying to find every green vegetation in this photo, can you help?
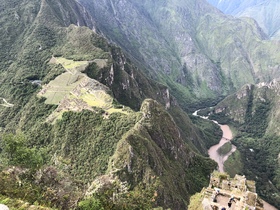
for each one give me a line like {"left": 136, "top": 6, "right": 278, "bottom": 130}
{"left": 0, "top": 195, "right": 54, "bottom": 210}
{"left": 81, "top": 0, "right": 280, "bottom": 113}
{"left": 224, "top": 150, "right": 243, "bottom": 177}
{"left": 105, "top": 99, "right": 217, "bottom": 209}
{"left": 4, "top": 0, "right": 278, "bottom": 209}
{"left": 209, "top": 84, "right": 280, "bottom": 207}
{"left": 0, "top": 97, "right": 217, "bottom": 209}
{"left": 78, "top": 180, "right": 158, "bottom": 210}
{"left": 186, "top": 192, "right": 204, "bottom": 210}
{"left": 78, "top": 197, "right": 104, "bottom": 210}
{"left": 207, "top": 0, "right": 280, "bottom": 39}
{"left": 190, "top": 114, "right": 222, "bottom": 151}
{"left": 233, "top": 135, "right": 280, "bottom": 206}
{"left": 1, "top": 133, "right": 46, "bottom": 169}
{"left": 217, "top": 142, "right": 232, "bottom": 156}
{"left": 48, "top": 110, "right": 138, "bottom": 181}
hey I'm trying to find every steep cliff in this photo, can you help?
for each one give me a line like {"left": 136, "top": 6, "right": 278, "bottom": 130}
{"left": 79, "top": 0, "right": 280, "bottom": 110}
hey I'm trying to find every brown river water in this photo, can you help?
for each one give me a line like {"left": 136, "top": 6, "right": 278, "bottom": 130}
{"left": 208, "top": 124, "right": 236, "bottom": 172}
{"left": 208, "top": 122, "right": 277, "bottom": 210}
{"left": 193, "top": 111, "right": 278, "bottom": 209}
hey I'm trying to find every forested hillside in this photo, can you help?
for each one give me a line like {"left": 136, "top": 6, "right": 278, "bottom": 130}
{"left": 1, "top": 0, "right": 280, "bottom": 209}
{"left": 0, "top": 0, "right": 221, "bottom": 209}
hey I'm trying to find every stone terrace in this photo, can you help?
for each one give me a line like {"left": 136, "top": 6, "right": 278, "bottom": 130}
{"left": 201, "top": 171, "right": 264, "bottom": 210}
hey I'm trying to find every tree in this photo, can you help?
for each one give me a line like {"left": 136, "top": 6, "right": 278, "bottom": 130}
{"left": 78, "top": 197, "right": 104, "bottom": 210}
{"left": 1, "top": 133, "right": 44, "bottom": 169}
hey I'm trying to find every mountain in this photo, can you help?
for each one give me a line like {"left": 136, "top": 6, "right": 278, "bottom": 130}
{"left": 205, "top": 80, "right": 280, "bottom": 207}
{"left": 207, "top": 0, "right": 280, "bottom": 39}
{"left": 79, "top": 0, "right": 280, "bottom": 111}
{"left": 0, "top": 0, "right": 221, "bottom": 209}
{"left": 1, "top": 0, "right": 280, "bottom": 209}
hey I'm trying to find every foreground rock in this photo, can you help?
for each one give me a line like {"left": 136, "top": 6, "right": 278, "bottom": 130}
{"left": 189, "top": 171, "right": 266, "bottom": 210}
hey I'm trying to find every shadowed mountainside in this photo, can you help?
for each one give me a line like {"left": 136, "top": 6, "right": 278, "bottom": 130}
{"left": 79, "top": 0, "right": 280, "bottom": 110}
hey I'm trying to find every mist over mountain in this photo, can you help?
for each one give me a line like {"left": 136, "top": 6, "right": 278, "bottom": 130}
{"left": 206, "top": 0, "right": 264, "bottom": 14}
{"left": 207, "top": 0, "right": 280, "bottom": 39}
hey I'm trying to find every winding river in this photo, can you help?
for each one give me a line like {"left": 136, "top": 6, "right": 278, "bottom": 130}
{"left": 208, "top": 124, "right": 236, "bottom": 172}
{"left": 193, "top": 110, "right": 277, "bottom": 210}
{"left": 193, "top": 110, "right": 236, "bottom": 172}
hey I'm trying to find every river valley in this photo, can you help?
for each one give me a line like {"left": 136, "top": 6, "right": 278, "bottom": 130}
{"left": 208, "top": 124, "right": 236, "bottom": 172}
{"left": 193, "top": 110, "right": 236, "bottom": 172}
{"left": 193, "top": 110, "right": 277, "bottom": 210}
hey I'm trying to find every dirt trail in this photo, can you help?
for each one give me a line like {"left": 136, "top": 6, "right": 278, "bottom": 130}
{"left": 0, "top": 97, "right": 14, "bottom": 107}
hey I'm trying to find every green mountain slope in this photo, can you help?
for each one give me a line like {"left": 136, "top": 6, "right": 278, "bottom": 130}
{"left": 207, "top": 81, "right": 280, "bottom": 208}
{"left": 0, "top": 0, "right": 221, "bottom": 209}
{"left": 237, "top": 1, "right": 280, "bottom": 39}
{"left": 79, "top": 0, "right": 280, "bottom": 110}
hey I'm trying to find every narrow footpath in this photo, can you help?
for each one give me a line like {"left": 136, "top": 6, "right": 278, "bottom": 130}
{"left": 0, "top": 97, "right": 14, "bottom": 107}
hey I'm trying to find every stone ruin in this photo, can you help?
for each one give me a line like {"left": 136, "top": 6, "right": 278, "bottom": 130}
{"left": 201, "top": 171, "right": 264, "bottom": 210}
